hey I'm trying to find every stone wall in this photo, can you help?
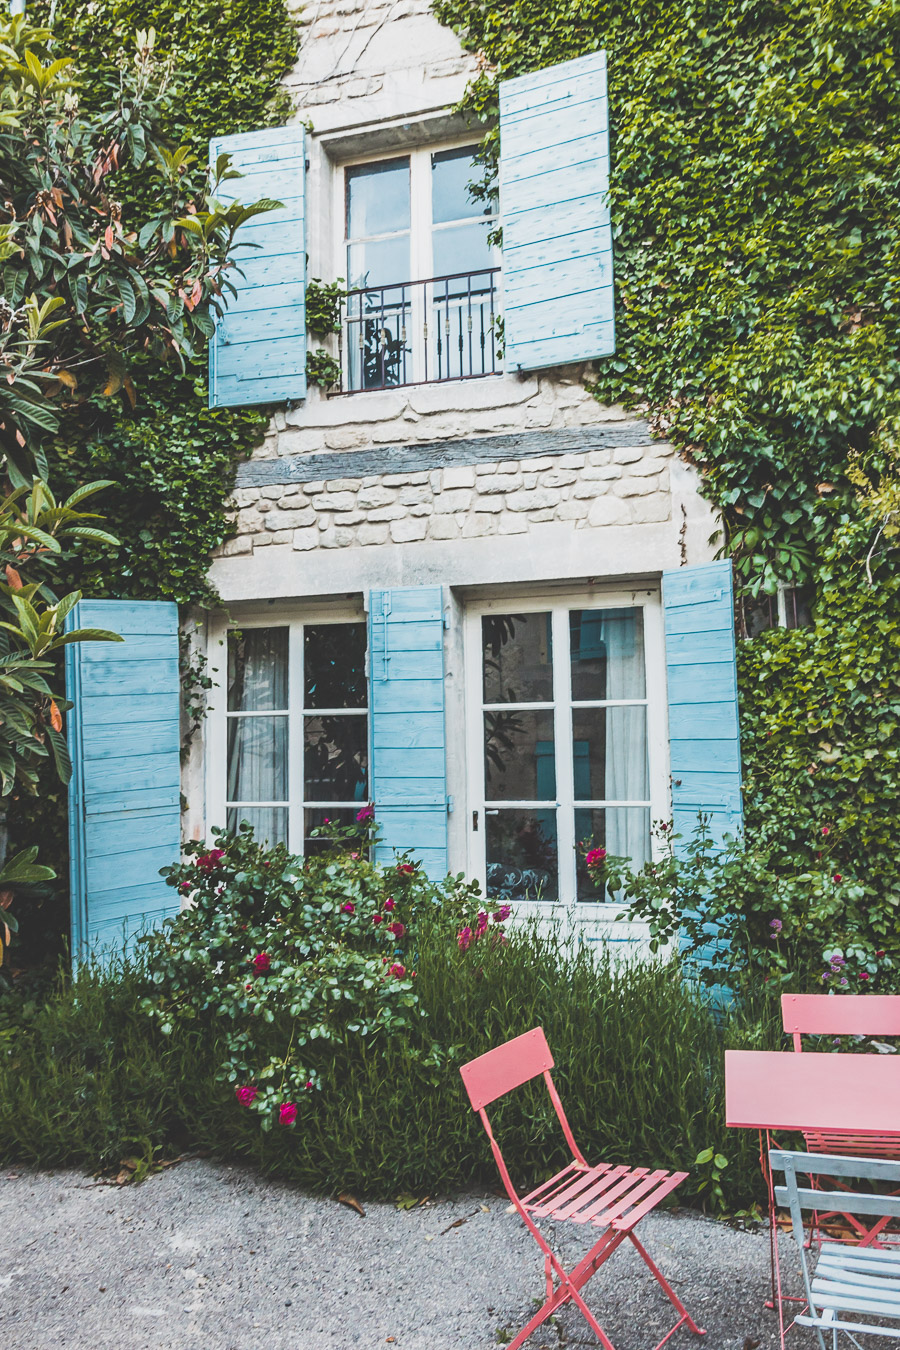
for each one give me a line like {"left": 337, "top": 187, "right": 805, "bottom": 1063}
{"left": 221, "top": 423, "right": 673, "bottom": 558}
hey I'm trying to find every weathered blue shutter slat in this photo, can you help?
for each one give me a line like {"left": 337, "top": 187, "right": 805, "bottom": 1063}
{"left": 368, "top": 588, "right": 448, "bottom": 878}
{"left": 662, "top": 560, "right": 743, "bottom": 851}
{"left": 66, "top": 600, "right": 182, "bottom": 958}
{"left": 499, "top": 50, "right": 614, "bottom": 372}
{"left": 208, "top": 124, "right": 306, "bottom": 409}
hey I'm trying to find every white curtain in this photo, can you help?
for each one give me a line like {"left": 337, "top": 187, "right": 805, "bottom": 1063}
{"left": 226, "top": 629, "right": 289, "bottom": 845}
{"left": 601, "top": 610, "right": 650, "bottom": 866}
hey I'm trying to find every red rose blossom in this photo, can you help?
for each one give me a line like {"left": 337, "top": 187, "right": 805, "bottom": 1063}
{"left": 384, "top": 897, "right": 395, "bottom": 911}
{"left": 235, "top": 1085, "right": 258, "bottom": 1107}
{"left": 372, "top": 913, "right": 383, "bottom": 925}
{"left": 397, "top": 863, "right": 415, "bottom": 874}
{"left": 833, "top": 873, "right": 843, "bottom": 883}
{"left": 585, "top": 847, "right": 607, "bottom": 868}
{"left": 252, "top": 952, "right": 271, "bottom": 974}
{"left": 356, "top": 805, "right": 374, "bottom": 822}
{"left": 389, "top": 963, "right": 405, "bottom": 978}
{"left": 389, "top": 921, "right": 405, "bottom": 937}
{"left": 279, "top": 1102, "right": 298, "bottom": 1126}
{"left": 342, "top": 902, "right": 355, "bottom": 914}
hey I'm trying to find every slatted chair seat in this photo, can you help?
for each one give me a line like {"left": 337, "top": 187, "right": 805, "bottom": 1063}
{"left": 522, "top": 1161, "right": 688, "bottom": 1230}
{"left": 461, "top": 1028, "right": 705, "bottom": 1350}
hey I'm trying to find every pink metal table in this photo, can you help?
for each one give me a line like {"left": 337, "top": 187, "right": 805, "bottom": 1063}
{"left": 725, "top": 1050, "right": 900, "bottom": 1347}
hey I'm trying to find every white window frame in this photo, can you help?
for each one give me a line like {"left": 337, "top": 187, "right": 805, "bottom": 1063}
{"left": 463, "top": 587, "right": 668, "bottom": 931}
{"left": 335, "top": 138, "right": 500, "bottom": 387}
{"left": 206, "top": 602, "right": 368, "bottom": 855}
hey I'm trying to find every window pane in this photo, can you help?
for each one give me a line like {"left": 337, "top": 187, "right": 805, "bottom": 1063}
{"left": 304, "top": 623, "right": 367, "bottom": 709}
{"left": 432, "top": 220, "right": 493, "bottom": 279}
{"left": 304, "top": 715, "right": 368, "bottom": 802}
{"left": 347, "top": 159, "right": 410, "bottom": 238}
{"left": 575, "top": 807, "right": 651, "bottom": 899}
{"left": 227, "top": 716, "right": 288, "bottom": 802}
{"left": 227, "top": 628, "right": 288, "bottom": 711}
{"left": 226, "top": 806, "right": 288, "bottom": 848}
{"left": 347, "top": 237, "right": 410, "bottom": 291}
{"left": 485, "top": 709, "right": 554, "bottom": 801}
{"left": 486, "top": 809, "right": 558, "bottom": 902}
{"left": 304, "top": 807, "right": 362, "bottom": 856}
{"left": 432, "top": 147, "right": 489, "bottom": 224}
{"left": 570, "top": 608, "right": 645, "bottom": 701}
{"left": 482, "top": 613, "right": 553, "bottom": 703}
{"left": 572, "top": 707, "right": 649, "bottom": 802}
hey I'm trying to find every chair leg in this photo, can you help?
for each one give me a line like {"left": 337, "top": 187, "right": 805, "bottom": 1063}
{"left": 627, "top": 1229, "right": 706, "bottom": 1337}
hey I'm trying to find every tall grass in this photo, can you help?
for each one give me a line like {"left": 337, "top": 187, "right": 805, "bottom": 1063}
{"left": 0, "top": 923, "right": 780, "bottom": 1207}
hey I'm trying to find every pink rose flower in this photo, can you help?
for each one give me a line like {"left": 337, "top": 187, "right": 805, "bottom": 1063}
{"left": 389, "top": 921, "right": 405, "bottom": 937}
{"left": 822, "top": 825, "right": 830, "bottom": 836}
{"left": 475, "top": 910, "right": 488, "bottom": 936}
{"left": 235, "top": 1085, "right": 258, "bottom": 1107}
{"left": 458, "top": 926, "right": 473, "bottom": 952}
{"left": 372, "top": 913, "right": 383, "bottom": 925}
{"left": 585, "top": 847, "right": 607, "bottom": 868}
{"left": 833, "top": 873, "right": 843, "bottom": 883}
{"left": 493, "top": 904, "right": 511, "bottom": 922}
{"left": 342, "top": 902, "right": 355, "bottom": 914}
{"left": 252, "top": 952, "right": 270, "bottom": 974}
{"left": 397, "top": 863, "right": 415, "bottom": 875}
{"left": 860, "top": 972, "right": 871, "bottom": 981}
{"left": 356, "top": 805, "right": 374, "bottom": 822}
{"left": 279, "top": 1102, "right": 298, "bottom": 1125}
{"left": 195, "top": 848, "right": 225, "bottom": 871}
{"left": 305, "top": 1080, "right": 314, "bottom": 1090}
{"left": 389, "top": 963, "right": 405, "bottom": 978}
{"left": 179, "top": 881, "right": 191, "bottom": 894}
{"left": 384, "top": 897, "right": 395, "bottom": 912}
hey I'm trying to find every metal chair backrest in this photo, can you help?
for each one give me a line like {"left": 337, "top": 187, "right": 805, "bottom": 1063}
{"left": 782, "top": 993, "right": 900, "bottom": 1052}
{"left": 460, "top": 1027, "right": 588, "bottom": 1181}
{"left": 770, "top": 1150, "right": 900, "bottom": 1320}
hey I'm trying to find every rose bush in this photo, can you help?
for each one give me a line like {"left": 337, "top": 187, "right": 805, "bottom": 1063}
{"left": 140, "top": 817, "right": 488, "bottom": 1129}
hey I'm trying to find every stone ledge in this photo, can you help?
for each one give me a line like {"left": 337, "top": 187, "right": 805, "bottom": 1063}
{"left": 236, "top": 422, "right": 660, "bottom": 489}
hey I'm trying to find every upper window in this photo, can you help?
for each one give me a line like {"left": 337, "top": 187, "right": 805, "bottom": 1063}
{"left": 343, "top": 145, "right": 499, "bottom": 391}
{"left": 225, "top": 620, "right": 368, "bottom": 853}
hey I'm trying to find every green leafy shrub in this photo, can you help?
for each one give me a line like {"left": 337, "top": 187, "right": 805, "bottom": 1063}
{"left": 140, "top": 819, "right": 489, "bottom": 1128}
{"left": 610, "top": 819, "right": 897, "bottom": 992}
{"left": 305, "top": 277, "right": 346, "bottom": 338}
{"left": 0, "top": 920, "right": 778, "bottom": 1209}
{"left": 305, "top": 348, "right": 342, "bottom": 390}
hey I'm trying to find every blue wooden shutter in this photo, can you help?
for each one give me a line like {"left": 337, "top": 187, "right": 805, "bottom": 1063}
{"left": 208, "top": 125, "right": 307, "bottom": 408}
{"left": 662, "top": 560, "right": 743, "bottom": 851}
{"left": 368, "top": 588, "right": 448, "bottom": 878}
{"left": 66, "top": 600, "right": 182, "bottom": 958}
{"left": 499, "top": 50, "right": 614, "bottom": 372}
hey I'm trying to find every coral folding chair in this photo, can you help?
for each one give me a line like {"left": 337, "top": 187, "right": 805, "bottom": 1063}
{"left": 783, "top": 995, "right": 900, "bottom": 1248}
{"left": 460, "top": 1027, "right": 706, "bottom": 1350}
{"left": 771, "top": 1149, "right": 900, "bottom": 1348}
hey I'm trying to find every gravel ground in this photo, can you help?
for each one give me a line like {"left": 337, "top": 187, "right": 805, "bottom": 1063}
{"left": 0, "top": 1160, "right": 816, "bottom": 1350}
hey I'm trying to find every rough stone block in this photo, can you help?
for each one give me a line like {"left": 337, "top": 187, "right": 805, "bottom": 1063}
{"left": 358, "top": 486, "right": 397, "bottom": 509}
{"left": 304, "top": 481, "right": 326, "bottom": 494}
{"left": 473, "top": 498, "right": 503, "bottom": 513}
{"left": 614, "top": 477, "right": 658, "bottom": 497}
{"left": 442, "top": 465, "right": 475, "bottom": 489}
{"left": 277, "top": 493, "right": 311, "bottom": 510}
{"left": 629, "top": 459, "right": 666, "bottom": 477}
{"left": 528, "top": 508, "right": 556, "bottom": 522}
{"left": 367, "top": 504, "right": 409, "bottom": 522}
{"left": 219, "top": 535, "right": 253, "bottom": 556}
{"left": 381, "top": 474, "right": 411, "bottom": 487}
{"left": 390, "top": 517, "right": 428, "bottom": 543}
{"left": 462, "top": 514, "right": 497, "bottom": 537}
{"left": 326, "top": 478, "right": 363, "bottom": 491}
{"left": 312, "top": 492, "right": 356, "bottom": 511}
{"left": 260, "top": 485, "right": 284, "bottom": 500}
{"left": 588, "top": 497, "right": 631, "bottom": 527}
{"left": 428, "top": 516, "right": 461, "bottom": 540}
{"left": 264, "top": 507, "right": 315, "bottom": 529}
{"left": 333, "top": 511, "right": 367, "bottom": 526}
{"left": 434, "top": 489, "right": 472, "bottom": 514}
{"left": 292, "top": 527, "right": 320, "bottom": 551}
{"left": 475, "top": 463, "right": 500, "bottom": 475}
{"left": 556, "top": 499, "right": 590, "bottom": 520}
{"left": 237, "top": 508, "right": 265, "bottom": 533}
{"left": 574, "top": 482, "right": 609, "bottom": 500}
{"left": 506, "top": 488, "right": 561, "bottom": 513}
{"left": 539, "top": 469, "right": 578, "bottom": 488}
{"left": 320, "top": 526, "right": 355, "bottom": 549}
{"left": 557, "top": 453, "right": 586, "bottom": 469}
{"left": 588, "top": 450, "right": 612, "bottom": 466}
{"left": 477, "top": 474, "right": 521, "bottom": 495}
{"left": 398, "top": 484, "right": 431, "bottom": 505}
{"left": 409, "top": 504, "right": 433, "bottom": 517}
{"left": 613, "top": 445, "right": 646, "bottom": 465}
{"left": 358, "top": 523, "right": 389, "bottom": 546}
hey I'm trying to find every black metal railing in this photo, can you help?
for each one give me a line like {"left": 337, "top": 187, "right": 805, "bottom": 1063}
{"left": 340, "top": 268, "right": 500, "bottom": 393}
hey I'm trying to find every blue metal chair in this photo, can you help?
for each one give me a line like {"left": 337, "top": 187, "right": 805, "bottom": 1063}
{"left": 770, "top": 1149, "right": 900, "bottom": 1348}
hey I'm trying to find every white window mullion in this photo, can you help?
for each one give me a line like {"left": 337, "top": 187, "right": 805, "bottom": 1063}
{"left": 464, "top": 608, "right": 487, "bottom": 892}
{"left": 409, "top": 149, "right": 431, "bottom": 383}
{"left": 288, "top": 620, "right": 304, "bottom": 855}
{"left": 551, "top": 607, "right": 577, "bottom": 922}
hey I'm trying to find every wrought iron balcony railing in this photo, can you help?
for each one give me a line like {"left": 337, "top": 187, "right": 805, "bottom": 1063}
{"left": 340, "top": 268, "right": 501, "bottom": 394}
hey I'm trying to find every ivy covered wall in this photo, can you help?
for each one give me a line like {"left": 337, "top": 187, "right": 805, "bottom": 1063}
{"left": 32, "top": 0, "right": 299, "bottom": 608}
{"left": 433, "top": 0, "right": 900, "bottom": 975}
